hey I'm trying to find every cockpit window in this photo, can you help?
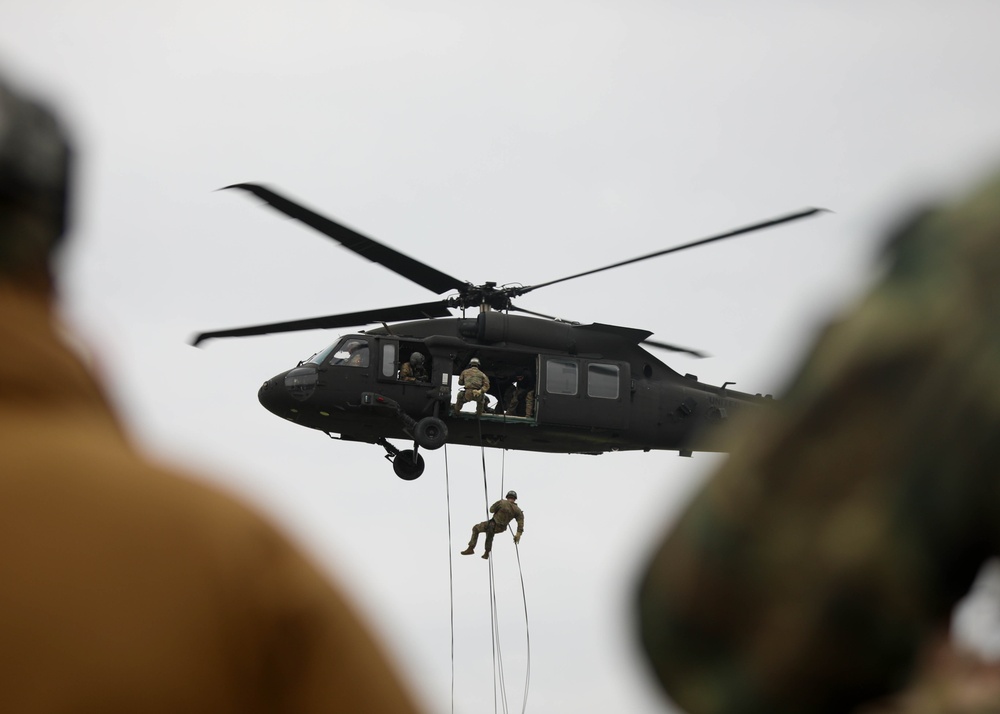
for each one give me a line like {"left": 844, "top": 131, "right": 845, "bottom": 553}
{"left": 307, "top": 337, "right": 370, "bottom": 367}
{"left": 329, "top": 338, "right": 370, "bottom": 367}
{"left": 305, "top": 345, "right": 335, "bottom": 365}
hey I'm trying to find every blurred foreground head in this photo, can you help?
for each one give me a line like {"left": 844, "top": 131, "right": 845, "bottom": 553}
{"left": 0, "top": 76, "right": 71, "bottom": 286}
{"left": 636, "top": 169, "right": 1000, "bottom": 714}
{"left": 0, "top": 68, "right": 424, "bottom": 713}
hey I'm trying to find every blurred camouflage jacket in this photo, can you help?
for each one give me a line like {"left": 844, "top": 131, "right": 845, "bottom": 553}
{"left": 459, "top": 366, "right": 489, "bottom": 392}
{"left": 490, "top": 499, "right": 524, "bottom": 534}
{"left": 636, "top": 170, "right": 1000, "bottom": 714}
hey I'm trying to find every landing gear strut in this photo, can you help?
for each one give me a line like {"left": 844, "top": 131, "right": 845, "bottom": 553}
{"left": 365, "top": 393, "right": 448, "bottom": 480}
{"left": 378, "top": 437, "right": 426, "bottom": 481}
{"left": 393, "top": 450, "right": 425, "bottom": 480}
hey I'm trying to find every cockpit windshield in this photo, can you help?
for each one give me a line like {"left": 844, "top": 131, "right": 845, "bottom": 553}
{"left": 304, "top": 345, "right": 334, "bottom": 365}
{"left": 306, "top": 336, "right": 370, "bottom": 368}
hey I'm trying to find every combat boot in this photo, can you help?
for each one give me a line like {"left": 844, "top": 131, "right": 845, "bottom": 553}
{"left": 460, "top": 546, "right": 474, "bottom": 555}
{"left": 481, "top": 551, "right": 490, "bottom": 560}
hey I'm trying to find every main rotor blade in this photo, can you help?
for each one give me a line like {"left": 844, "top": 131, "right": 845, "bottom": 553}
{"left": 191, "top": 300, "right": 453, "bottom": 346}
{"left": 518, "top": 207, "right": 827, "bottom": 296}
{"left": 225, "top": 183, "right": 468, "bottom": 296}
{"left": 506, "top": 302, "right": 568, "bottom": 322}
{"left": 641, "top": 338, "right": 708, "bottom": 359}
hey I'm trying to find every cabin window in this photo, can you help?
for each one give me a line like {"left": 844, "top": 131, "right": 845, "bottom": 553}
{"left": 587, "top": 363, "right": 619, "bottom": 399}
{"left": 381, "top": 342, "right": 397, "bottom": 378}
{"left": 545, "top": 359, "right": 578, "bottom": 396}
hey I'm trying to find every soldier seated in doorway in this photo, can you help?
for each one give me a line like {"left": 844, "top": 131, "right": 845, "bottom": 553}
{"left": 453, "top": 357, "right": 490, "bottom": 415}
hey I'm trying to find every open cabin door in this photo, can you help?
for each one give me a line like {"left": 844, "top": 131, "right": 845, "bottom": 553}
{"left": 536, "top": 356, "right": 630, "bottom": 429}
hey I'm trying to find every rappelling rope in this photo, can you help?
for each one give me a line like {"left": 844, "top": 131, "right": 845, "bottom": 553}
{"left": 497, "top": 433, "right": 530, "bottom": 714}
{"left": 514, "top": 538, "right": 531, "bottom": 714}
{"left": 471, "top": 413, "right": 530, "bottom": 714}
{"left": 444, "top": 444, "right": 456, "bottom": 714}
{"left": 500, "top": 447, "right": 506, "bottom": 502}
{"left": 477, "top": 418, "right": 504, "bottom": 714}
{"left": 489, "top": 555, "right": 510, "bottom": 714}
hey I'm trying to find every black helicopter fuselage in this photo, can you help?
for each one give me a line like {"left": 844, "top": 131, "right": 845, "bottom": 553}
{"left": 195, "top": 183, "right": 819, "bottom": 478}
{"left": 257, "top": 311, "right": 772, "bottom": 456}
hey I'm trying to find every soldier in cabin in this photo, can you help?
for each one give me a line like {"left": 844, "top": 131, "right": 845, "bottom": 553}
{"left": 506, "top": 371, "right": 536, "bottom": 418}
{"left": 399, "top": 351, "right": 428, "bottom": 382}
{"left": 453, "top": 357, "right": 491, "bottom": 415}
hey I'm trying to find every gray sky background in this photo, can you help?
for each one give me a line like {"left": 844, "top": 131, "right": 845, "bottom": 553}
{"left": 4, "top": 2, "right": 1000, "bottom": 712}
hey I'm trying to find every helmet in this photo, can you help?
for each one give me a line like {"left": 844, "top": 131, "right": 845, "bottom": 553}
{"left": 0, "top": 77, "right": 72, "bottom": 240}
{"left": 410, "top": 352, "right": 424, "bottom": 364}
{"left": 506, "top": 490, "right": 517, "bottom": 500}
{"left": 469, "top": 357, "right": 480, "bottom": 367}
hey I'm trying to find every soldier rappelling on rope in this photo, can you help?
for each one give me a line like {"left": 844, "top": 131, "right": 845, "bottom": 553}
{"left": 461, "top": 490, "right": 525, "bottom": 560}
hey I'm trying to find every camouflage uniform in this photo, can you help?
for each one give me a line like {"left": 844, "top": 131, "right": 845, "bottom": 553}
{"left": 399, "top": 360, "right": 427, "bottom": 382}
{"left": 465, "top": 498, "right": 525, "bottom": 557}
{"left": 454, "top": 364, "right": 491, "bottom": 414}
{"left": 636, "top": 170, "right": 1000, "bottom": 714}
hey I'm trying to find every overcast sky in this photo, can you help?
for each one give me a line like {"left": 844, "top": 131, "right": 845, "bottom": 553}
{"left": 4, "top": 3, "right": 1000, "bottom": 712}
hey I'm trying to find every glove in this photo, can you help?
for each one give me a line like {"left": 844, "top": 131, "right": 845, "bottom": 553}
{"left": 514, "top": 533, "right": 521, "bottom": 545}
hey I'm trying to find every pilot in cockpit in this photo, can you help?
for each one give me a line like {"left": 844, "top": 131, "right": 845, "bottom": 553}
{"left": 345, "top": 342, "right": 369, "bottom": 367}
{"left": 327, "top": 338, "right": 369, "bottom": 367}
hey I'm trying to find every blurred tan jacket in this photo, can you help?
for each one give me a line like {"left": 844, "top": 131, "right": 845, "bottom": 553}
{"left": 0, "top": 283, "right": 422, "bottom": 713}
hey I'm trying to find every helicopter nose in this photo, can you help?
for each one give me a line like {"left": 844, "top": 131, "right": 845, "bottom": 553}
{"left": 258, "top": 366, "right": 318, "bottom": 418}
{"left": 257, "top": 377, "right": 286, "bottom": 417}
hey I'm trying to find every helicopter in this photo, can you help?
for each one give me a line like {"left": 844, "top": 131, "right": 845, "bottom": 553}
{"left": 193, "top": 184, "right": 823, "bottom": 479}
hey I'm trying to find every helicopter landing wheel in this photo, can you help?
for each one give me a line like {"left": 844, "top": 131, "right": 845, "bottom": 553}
{"left": 393, "top": 450, "right": 425, "bottom": 480}
{"left": 413, "top": 416, "right": 448, "bottom": 450}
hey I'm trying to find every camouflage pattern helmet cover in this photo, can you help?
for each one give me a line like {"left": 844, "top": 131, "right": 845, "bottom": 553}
{"left": 410, "top": 352, "right": 424, "bottom": 364}
{"left": 469, "top": 357, "right": 480, "bottom": 366}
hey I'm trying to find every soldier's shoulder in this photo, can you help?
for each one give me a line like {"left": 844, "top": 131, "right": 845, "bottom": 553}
{"left": 884, "top": 169, "right": 1000, "bottom": 278}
